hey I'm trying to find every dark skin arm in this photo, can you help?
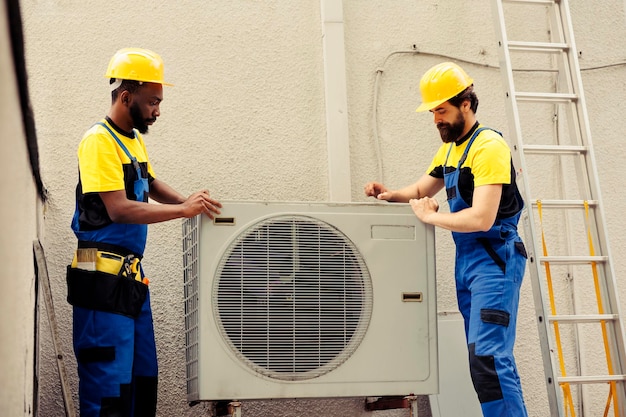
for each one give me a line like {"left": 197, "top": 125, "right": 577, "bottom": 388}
{"left": 149, "top": 178, "right": 186, "bottom": 204}
{"left": 101, "top": 82, "right": 222, "bottom": 224}
{"left": 99, "top": 184, "right": 222, "bottom": 224}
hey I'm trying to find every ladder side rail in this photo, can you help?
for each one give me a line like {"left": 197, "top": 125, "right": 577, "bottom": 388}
{"left": 554, "top": 0, "right": 626, "bottom": 413}
{"left": 554, "top": 0, "right": 611, "bottom": 254}
{"left": 549, "top": 0, "right": 620, "bottom": 338}
{"left": 547, "top": 1, "right": 593, "bottom": 212}
{"left": 562, "top": 0, "right": 623, "bottom": 293}
{"left": 494, "top": 0, "right": 626, "bottom": 415}
{"left": 520, "top": 213, "right": 564, "bottom": 414}
{"left": 547, "top": 0, "right": 597, "bottom": 269}
{"left": 490, "top": 2, "right": 563, "bottom": 415}
{"left": 560, "top": 0, "right": 626, "bottom": 399}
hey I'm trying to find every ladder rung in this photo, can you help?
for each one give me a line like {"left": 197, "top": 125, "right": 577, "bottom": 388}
{"left": 548, "top": 314, "right": 619, "bottom": 323}
{"left": 558, "top": 375, "right": 626, "bottom": 385}
{"left": 515, "top": 92, "right": 578, "bottom": 103}
{"left": 508, "top": 41, "right": 569, "bottom": 53}
{"left": 539, "top": 255, "right": 608, "bottom": 264}
{"left": 530, "top": 200, "right": 598, "bottom": 209}
{"left": 522, "top": 144, "right": 587, "bottom": 154}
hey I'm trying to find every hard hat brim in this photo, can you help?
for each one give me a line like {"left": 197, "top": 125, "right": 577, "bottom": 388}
{"left": 105, "top": 76, "right": 174, "bottom": 87}
{"left": 415, "top": 98, "right": 447, "bottom": 113}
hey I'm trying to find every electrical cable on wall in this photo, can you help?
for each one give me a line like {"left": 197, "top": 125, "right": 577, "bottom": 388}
{"left": 371, "top": 46, "right": 626, "bottom": 184}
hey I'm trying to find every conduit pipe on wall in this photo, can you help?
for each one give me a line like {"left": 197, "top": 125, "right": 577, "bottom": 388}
{"left": 321, "top": 0, "right": 352, "bottom": 202}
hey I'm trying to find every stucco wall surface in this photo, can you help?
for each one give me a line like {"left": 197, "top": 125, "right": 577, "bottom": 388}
{"left": 19, "top": 1, "right": 626, "bottom": 416}
{"left": 0, "top": 3, "right": 38, "bottom": 416}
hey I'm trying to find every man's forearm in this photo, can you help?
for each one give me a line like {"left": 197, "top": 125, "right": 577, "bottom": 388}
{"left": 149, "top": 179, "right": 186, "bottom": 204}
{"left": 108, "top": 199, "right": 187, "bottom": 224}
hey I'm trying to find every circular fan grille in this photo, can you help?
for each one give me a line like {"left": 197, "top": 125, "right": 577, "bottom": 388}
{"left": 213, "top": 215, "right": 373, "bottom": 381}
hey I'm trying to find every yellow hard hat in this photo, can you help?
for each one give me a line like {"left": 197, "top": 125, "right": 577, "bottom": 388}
{"left": 415, "top": 62, "right": 473, "bottom": 112}
{"left": 105, "top": 47, "right": 173, "bottom": 86}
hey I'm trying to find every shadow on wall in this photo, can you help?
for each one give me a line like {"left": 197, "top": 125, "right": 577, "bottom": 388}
{"left": 6, "top": 0, "right": 46, "bottom": 200}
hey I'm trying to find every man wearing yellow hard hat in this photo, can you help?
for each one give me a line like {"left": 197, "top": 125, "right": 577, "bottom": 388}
{"left": 67, "top": 48, "right": 222, "bottom": 417}
{"left": 365, "top": 62, "right": 528, "bottom": 417}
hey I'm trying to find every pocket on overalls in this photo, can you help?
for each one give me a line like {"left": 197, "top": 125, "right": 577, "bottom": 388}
{"left": 514, "top": 240, "right": 528, "bottom": 259}
{"left": 134, "top": 177, "right": 149, "bottom": 202}
{"left": 476, "top": 238, "right": 506, "bottom": 273}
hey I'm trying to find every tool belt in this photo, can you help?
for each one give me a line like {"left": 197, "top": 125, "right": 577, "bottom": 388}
{"left": 66, "top": 241, "right": 148, "bottom": 318}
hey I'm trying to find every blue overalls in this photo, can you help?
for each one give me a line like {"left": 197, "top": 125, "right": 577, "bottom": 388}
{"left": 444, "top": 127, "right": 528, "bottom": 417}
{"left": 71, "top": 123, "right": 158, "bottom": 417}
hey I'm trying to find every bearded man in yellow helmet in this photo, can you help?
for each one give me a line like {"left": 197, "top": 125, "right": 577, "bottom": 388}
{"left": 365, "top": 62, "right": 528, "bottom": 417}
{"left": 67, "top": 48, "right": 222, "bottom": 417}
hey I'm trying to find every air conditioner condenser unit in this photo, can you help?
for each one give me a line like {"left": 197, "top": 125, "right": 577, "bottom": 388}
{"left": 182, "top": 201, "right": 437, "bottom": 402}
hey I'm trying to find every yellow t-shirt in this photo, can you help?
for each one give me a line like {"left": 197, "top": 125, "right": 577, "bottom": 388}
{"left": 72, "top": 119, "right": 157, "bottom": 254}
{"left": 78, "top": 120, "right": 156, "bottom": 193}
{"left": 426, "top": 124, "right": 521, "bottom": 218}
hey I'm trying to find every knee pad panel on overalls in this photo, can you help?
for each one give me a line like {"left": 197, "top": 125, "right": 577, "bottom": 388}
{"left": 133, "top": 376, "right": 158, "bottom": 417}
{"left": 99, "top": 383, "right": 131, "bottom": 417}
{"left": 468, "top": 343, "right": 504, "bottom": 403}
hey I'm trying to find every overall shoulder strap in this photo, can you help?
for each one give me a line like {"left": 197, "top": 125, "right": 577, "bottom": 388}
{"left": 457, "top": 126, "right": 502, "bottom": 168}
{"left": 96, "top": 122, "right": 140, "bottom": 170}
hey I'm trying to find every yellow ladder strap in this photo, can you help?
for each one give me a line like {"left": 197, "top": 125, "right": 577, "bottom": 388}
{"left": 538, "top": 200, "right": 577, "bottom": 417}
{"left": 583, "top": 201, "right": 618, "bottom": 417}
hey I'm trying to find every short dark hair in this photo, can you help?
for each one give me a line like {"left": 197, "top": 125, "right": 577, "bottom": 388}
{"left": 448, "top": 85, "right": 479, "bottom": 113}
{"left": 110, "top": 79, "right": 143, "bottom": 103}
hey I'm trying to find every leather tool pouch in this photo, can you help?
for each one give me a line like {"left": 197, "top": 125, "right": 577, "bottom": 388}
{"left": 66, "top": 266, "right": 148, "bottom": 318}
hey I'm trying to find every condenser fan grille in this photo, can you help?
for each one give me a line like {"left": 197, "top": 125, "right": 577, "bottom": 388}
{"left": 213, "top": 215, "right": 372, "bottom": 381}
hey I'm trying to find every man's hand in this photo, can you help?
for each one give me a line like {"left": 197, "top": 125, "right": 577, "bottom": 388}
{"left": 182, "top": 190, "right": 222, "bottom": 220}
{"left": 364, "top": 182, "right": 393, "bottom": 201}
{"left": 409, "top": 197, "right": 439, "bottom": 224}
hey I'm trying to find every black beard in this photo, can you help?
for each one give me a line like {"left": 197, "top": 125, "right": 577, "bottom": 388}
{"left": 437, "top": 112, "right": 465, "bottom": 143}
{"left": 130, "top": 102, "right": 152, "bottom": 134}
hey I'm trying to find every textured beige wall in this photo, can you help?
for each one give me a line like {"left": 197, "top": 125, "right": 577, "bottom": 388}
{"left": 0, "top": 3, "right": 38, "bottom": 416}
{"left": 19, "top": 1, "right": 626, "bottom": 416}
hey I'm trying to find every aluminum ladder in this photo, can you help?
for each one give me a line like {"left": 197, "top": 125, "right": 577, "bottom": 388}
{"left": 491, "top": 0, "right": 626, "bottom": 415}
